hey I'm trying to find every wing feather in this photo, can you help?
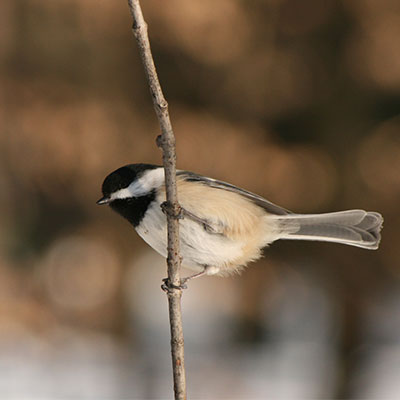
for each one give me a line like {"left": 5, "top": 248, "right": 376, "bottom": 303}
{"left": 177, "top": 171, "right": 290, "bottom": 216}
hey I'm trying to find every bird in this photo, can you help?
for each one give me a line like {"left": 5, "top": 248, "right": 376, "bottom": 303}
{"left": 97, "top": 163, "right": 383, "bottom": 282}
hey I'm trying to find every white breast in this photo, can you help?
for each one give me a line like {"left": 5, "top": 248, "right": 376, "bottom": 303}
{"left": 135, "top": 198, "right": 245, "bottom": 275}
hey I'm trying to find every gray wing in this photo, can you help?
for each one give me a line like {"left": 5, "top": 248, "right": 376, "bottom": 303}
{"left": 177, "top": 171, "right": 291, "bottom": 216}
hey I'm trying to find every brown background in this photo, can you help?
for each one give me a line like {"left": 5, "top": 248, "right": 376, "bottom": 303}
{"left": 1, "top": 0, "right": 399, "bottom": 398}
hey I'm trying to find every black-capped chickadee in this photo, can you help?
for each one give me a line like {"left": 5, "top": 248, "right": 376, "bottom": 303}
{"left": 97, "top": 164, "right": 383, "bottom": 280}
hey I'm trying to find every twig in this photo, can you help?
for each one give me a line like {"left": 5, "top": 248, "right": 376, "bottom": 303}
{"left": 126, "top": 1, "right": 187, "bottom": 399}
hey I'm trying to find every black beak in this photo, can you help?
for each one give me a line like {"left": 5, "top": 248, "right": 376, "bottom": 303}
{"left": 96, "top": 196, "right": 111, "bottom": 205}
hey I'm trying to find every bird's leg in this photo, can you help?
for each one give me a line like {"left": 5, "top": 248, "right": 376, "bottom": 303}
{"left": 180, "top": 268, "right": 208, "bottom": 285}
{"left": 161, "top": 266, "right": 209, "bottom": 291}
{"left": 181, "top": 208, "right": 225, "bottom": 234}
{"left": 161, "top": 201, "right": 223, "bottom": 235}
{"left": 180, "top": 209, "right": 217, "bottom": 233}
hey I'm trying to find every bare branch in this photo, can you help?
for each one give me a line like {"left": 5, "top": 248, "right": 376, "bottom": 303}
{"left": 126, "top": 1, "right": 187, "bottom": 399}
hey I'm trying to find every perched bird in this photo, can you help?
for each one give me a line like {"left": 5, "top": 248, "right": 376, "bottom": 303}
{"left": 97, "top": 163, "right": 383, "bottom": 281}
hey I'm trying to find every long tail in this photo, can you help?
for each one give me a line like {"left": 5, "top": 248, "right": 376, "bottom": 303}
{"left": 274, "top": 210, "right": 383, "bottom": 250}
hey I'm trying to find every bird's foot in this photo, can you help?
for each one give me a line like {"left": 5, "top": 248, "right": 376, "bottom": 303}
{"left": 160, "top": 201, "right": 184, "bottom": 220}
{"left": 161, "top": 277, "right": 187, "bottom": 292}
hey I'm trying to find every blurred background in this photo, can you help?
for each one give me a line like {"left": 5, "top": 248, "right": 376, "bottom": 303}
{"left": 0, "top": 0, "right": 399, "bottom": 398}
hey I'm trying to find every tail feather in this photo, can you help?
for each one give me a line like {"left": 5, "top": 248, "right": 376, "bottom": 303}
{"left": 275, "top": 210, "right": 383, "bottom": 250}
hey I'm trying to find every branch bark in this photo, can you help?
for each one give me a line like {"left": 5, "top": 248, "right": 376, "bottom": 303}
{"left": 127, "top": 1, "right": 187, "bottom": 399}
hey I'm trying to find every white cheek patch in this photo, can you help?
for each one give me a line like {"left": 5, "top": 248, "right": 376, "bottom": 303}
{"left": 110, "top": 187, "right": 134, "bottom": 201}
{"left": 110, "top": 167, "right": 165, "bottom": 200}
